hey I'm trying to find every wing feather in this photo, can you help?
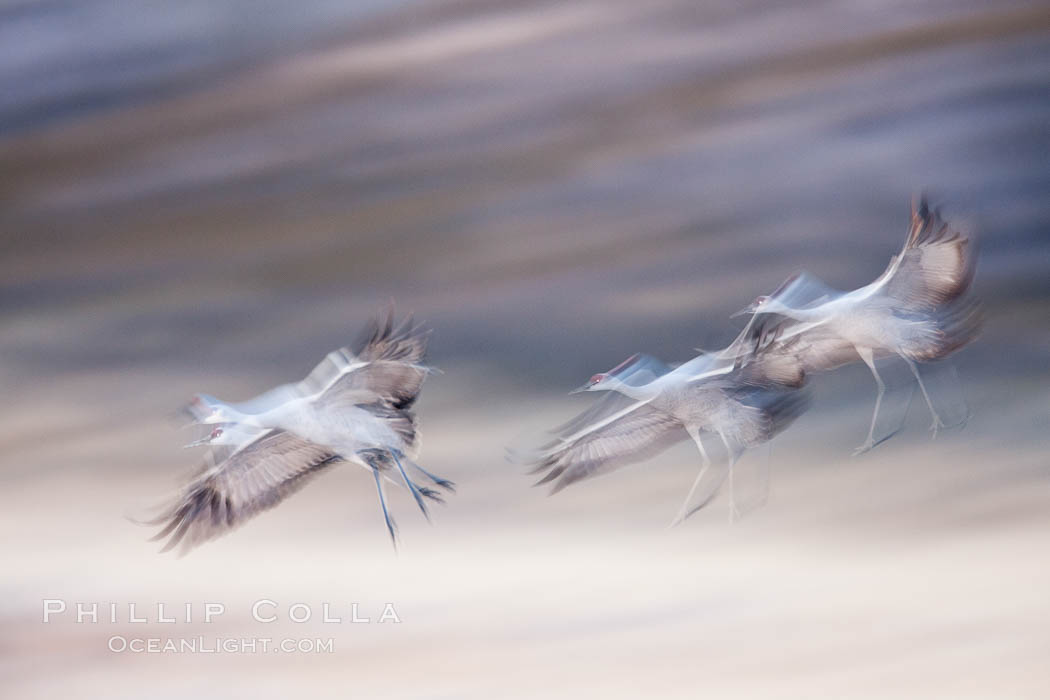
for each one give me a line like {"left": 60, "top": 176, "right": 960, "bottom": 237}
{"left": 765, "top": 271, "right": 843, "bottom": 310}
{"left": 747, "top": 313, "right": 858, "bottom": 375}
{"left": 214, "top": 310, "right": 431, "bottom": 425}
{"left": 526, "top": 402, "right": 684, "bottom": 493}
{"left": 147, "top": 430, "right": 340, "bottom": 554}
{"left": 871, "top": 196, "right": 976, "bottom": 310}
{"left": 314, "top": 310, "right": 432, "bottom": 412}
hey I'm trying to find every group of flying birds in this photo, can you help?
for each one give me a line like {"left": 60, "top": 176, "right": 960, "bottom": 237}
{"left": 142, "top": 196, "right": 980, "bottom": 553}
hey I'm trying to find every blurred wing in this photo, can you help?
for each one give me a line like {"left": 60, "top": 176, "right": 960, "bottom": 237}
{"left": 314, "top": 310, "right": 432, "bottom": 411}
{"left": 297, "top": 348, "right": 364, "bottom": 397}
{"left": 676, "top": 350, "right": 739, "bottom": 384}
{"left": 528, "top": 401, "right": 684, "bottom": 493}
{"left": 713, "top": 271, "right": 845, "bottom": 385}
{"left": 229, "top": 309, "right": 432, "bottom": 416}
{"left": 219, "top": 350, "right": 362, "bottom": 416}
{"left": 606, "top": 353, "right": 673, "bottom": 386}
{"left": 723, "top": 318, "right": 807, "bottom": 387}
{"left": 866, "top": 196, "right": 976, "bottom": 310}
{"left": 538, "top": 355, "right": 672, "bottom": 442}
{"left": 792, "top": 331, "right": 860, "bottom": 371}
{"left": 751, "top": 314, "right": 858, "bottom": 374}
{"left": 766, "top": 271, "right": 843, "bottom": 310}
{"left": 147, "top": 430, "right": 340, "bottom": 554}
{"left": 541, "top": 392, "right": 638, "bottom": 440}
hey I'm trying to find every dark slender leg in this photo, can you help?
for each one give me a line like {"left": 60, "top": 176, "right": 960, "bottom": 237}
{"left": 372, "top": 467, "right": 398, "bottom": 548}
{"left": 390, "top": 451, "right": 430, "bottom": 520}
{"left": 410, "top": 461, "right": 456, "bottom": 492}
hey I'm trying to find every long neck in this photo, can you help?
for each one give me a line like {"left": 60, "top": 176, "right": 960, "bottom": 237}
{"left": 764, "top": 299, "right": 821, "bottom": 321}
{"left": 224, "top": 403, "right": 269, "bottom": 427}
{"left": 601, "top": 376, "right": 656, "bottom": 400}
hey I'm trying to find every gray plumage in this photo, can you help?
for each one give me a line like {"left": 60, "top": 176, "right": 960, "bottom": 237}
{"left": 735, "top": 195, "right": 981, "bottom": 453}
{"left": 145, "top": 428, "right": 342, "bottom": 554}
{"left": 517, "top": 331, "right": 810, "bottom": 523}
{"left": 147, "top": 309, "right": 452, "bottom": 554}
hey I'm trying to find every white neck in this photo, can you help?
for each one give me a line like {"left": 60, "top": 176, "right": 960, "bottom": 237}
{"left": 599, "top": 376, "right": 657, "bottom": 400}
{"left": 762, "top": 299, "right": 820, "bottom": 321}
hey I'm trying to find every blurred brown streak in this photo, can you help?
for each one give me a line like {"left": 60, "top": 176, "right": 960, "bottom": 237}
{"left": 1, "top": 4, "right": 1045, "bottom": 215}
{"left": 1, "top": 5, "right": 1045, "bottom": 218}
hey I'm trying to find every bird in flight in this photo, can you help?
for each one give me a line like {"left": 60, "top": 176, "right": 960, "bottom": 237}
{"left": 142, "top": 309, "right": 453, "bottom": 553}
{"left": 514, "top": 328, "right": 809, "bottom": 524}
{"left": 734, "top": 195, "right": 980, "bottom": 453}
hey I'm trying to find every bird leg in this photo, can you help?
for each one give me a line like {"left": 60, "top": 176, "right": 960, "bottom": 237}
{"left": 946, "top": 360, "right": 972, "bottom": 429}
{"left": 389, "top": 451, "right": 431, "bottom": 521}
{"left": 853, "top": 347, "right": 885, "bottom": 455}
{"left": 371, "top": 467, "right": 398, "bottom": 548}
{"left": 670, "top": 427, "right": 712, "bottom": 527}
{"left": 409, "top": 461, "right": 456, "bottom": 492}
{"left": 719, "top": 431, "right": 742, "bottom": 523}
{"left": 868, "top": 383, "right": 915, "bottom": 451}
{"left": 903, "top": 358, "right": 946, "bottom": 436}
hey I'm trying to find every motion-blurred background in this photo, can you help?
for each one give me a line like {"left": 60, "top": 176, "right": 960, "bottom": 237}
{"left": 2, "top": 1, "right": 1049, "bottom": 697}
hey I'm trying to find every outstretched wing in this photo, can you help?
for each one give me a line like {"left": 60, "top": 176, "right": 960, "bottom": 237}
{"left": 715, "top": 269, "right": 847, "bottom": 384}
{"left": 525, "top": 401, "right": 685, "bottom": 493}
{"left": 312, "top": 310, "right": 432, "bottom": 411}
{"left": 866, "top": 195, "right": 976, "bottom": 310}
{"left": 543, "top": 353, "right": 673, "bottom": 436}
{"left": 764, "top": 270, "right": 843, "bottom": 310}
{"left": 605, "top": 353, "right": 673, "bottom": 386}
{"left": 226, "top": 309, "right": 432, "bottom": 416}
{"left": 677, "top": 349, "right": 741, "bottom": 385}
{"left": 745, "top": 312, "right": 858, "bottom": 375}
{"left": 724, "top": 320, "right": 809, "bottom": 388}
{"left": 146, "top": 430, "right": 340, "bottom": 555}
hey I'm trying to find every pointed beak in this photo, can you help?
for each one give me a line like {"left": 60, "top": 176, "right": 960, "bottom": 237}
{"left": 183, "top": 436, "right": 210, "bottom": 449}
{"left": 568, "top": 384, "right": 591, "bottom": 395}
{"left": 730, "top": 305, "right": 754, "bottom": 319}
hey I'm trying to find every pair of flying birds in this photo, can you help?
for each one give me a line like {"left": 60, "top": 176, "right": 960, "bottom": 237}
{"left": 143, "top": 196, "right": 979, "bottom": 553}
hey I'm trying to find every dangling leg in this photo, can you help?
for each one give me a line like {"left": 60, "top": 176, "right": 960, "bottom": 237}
{"left": 903, "top": 357, "right": 945, "bottom": 436}
{"left": 751, "top": 441, "right": 773, "bottom": 513}
{"left": 670, "top": 427, "right": 712, "bottom": 527}
{"left": 885, "top": 382, "right": 915, "bottom": 442}
{"left": 947, "top": 360, "right": 971, "bottom": 428}
{"left": 718, "top": 431, "right": 741, "bottom": 523}
{"left": 372, "top": 467, "right": 398, "bottom": 548}
{"left": 853, "top": 347, "right": 885, "bottom": 455}
{"left": 409, "top": 461, "right": 456, "bottom": 492}
{"left": 389, "top": 450, "right": 431, "bottom": 521}
{"left": 865, "top": 383, "right": 917, "bottom": 451}
{"left": 400, "top": 456, "right": 448, "bottom": 504}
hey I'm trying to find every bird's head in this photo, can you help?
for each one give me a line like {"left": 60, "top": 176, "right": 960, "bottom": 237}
{"left": 184, "top": 424, "right": 231, "bottom": 448}
{"left": 570, "top": 373, "right": 611, "bottom": 394}
{"left": 732, "top": 295, "right": 771, "bottom": 318}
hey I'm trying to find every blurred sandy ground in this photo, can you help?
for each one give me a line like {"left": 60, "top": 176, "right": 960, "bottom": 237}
{"left": 1, "top": 0, "right": 1050, "bottom": 697}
